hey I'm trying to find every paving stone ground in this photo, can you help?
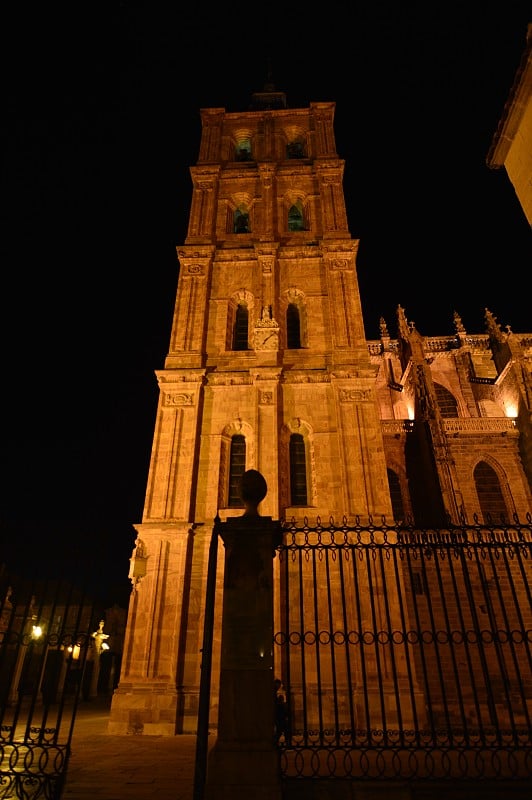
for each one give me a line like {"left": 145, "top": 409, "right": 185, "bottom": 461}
{"left": 61, "top": 698, "right": 200, "bottom": 800}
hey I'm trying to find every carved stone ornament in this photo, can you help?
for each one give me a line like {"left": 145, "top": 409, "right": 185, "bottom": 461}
{"left": 329, "top": 258, "right": 351, "bottom": 270}
{"left": 128, "top": 537, "right": 148, "bottom": 592}
{"left": 339, "top": 388, "right": 371, "bottom": 402}
{"left": 163, "top": 392, "right": 194, "bottom": 406}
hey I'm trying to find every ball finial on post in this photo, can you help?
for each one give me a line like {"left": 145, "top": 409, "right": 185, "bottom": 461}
{"left": 240, "top": 469, "right": 267, "bottom": 517}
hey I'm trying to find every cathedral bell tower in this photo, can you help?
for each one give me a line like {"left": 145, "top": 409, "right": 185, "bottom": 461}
{"left": 108, "top": 89, "right": 394, "bottom": 735}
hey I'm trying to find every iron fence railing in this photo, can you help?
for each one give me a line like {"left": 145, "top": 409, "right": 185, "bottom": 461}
{"left": 0, "top": 569, "right": 100, "bottom": 799}
{"left": 274, "top": 516, "right": 532, "bottom": 781}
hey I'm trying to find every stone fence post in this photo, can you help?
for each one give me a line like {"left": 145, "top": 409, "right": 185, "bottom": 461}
{"left": 204, "top": 469, "right": 283, "bottom": 800}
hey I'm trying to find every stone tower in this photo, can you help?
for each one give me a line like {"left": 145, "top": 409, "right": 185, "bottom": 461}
{"left": 108, "top": 86, "right": 532, "bottom": 735}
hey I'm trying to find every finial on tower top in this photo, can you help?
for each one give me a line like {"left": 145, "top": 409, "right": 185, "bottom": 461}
{"left": 249, "top": 57, "right": 287, "bottom": 110}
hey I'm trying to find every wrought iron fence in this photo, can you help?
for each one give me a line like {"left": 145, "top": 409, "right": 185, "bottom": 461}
{"left": 274, "top": 515, "right": 532, "bottom": 781}
{"left": 0, "top": 569, "right": 100, "bottom": 799}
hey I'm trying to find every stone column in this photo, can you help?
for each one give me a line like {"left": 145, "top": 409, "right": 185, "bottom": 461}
{"left": 204, "top": 470, "right": 283, "bottom": 800}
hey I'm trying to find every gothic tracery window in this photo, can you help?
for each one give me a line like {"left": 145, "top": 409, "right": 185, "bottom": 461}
{"left": 434, "top": 383, "right": 458, "bottom": 418}
{"left": 474, "top": 461, "right": 508, "bottom": 523}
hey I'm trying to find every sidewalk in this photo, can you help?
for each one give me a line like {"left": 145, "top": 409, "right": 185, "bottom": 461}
{"left": 61, "top": 698, "right": 201, "bottom": 800}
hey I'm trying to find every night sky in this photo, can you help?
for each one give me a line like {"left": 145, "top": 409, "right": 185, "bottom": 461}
{"left": 2, "top": 4, "right": 531, "bottom": 607}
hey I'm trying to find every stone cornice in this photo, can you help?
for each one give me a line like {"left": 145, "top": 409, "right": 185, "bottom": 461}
{"left": 155, "top": 369, "right": 206, "bottom": 385}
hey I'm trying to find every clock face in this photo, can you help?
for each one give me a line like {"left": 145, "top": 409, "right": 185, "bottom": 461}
{"left": 254, "top": 325, "right": 279, "bottom": 351}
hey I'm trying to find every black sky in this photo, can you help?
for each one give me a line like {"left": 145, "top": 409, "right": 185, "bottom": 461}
{"left": 2, "top": 3, "right": 531, "bottom": 606}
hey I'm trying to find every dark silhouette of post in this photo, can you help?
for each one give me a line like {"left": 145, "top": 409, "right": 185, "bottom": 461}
{"left": 204, "top": 469, "right": 283, "bottom": 800}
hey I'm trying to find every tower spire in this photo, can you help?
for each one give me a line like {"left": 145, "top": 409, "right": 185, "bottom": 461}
{"left": 249, "top": 56, "right": 286, "bottom": 110}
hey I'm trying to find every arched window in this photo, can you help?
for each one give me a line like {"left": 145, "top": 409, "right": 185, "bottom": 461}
{"left": 235, "top": 138, "right": 252, "bottom": 161}
{"left": 286, "top": 141, "right": 304, "bottom": 159}
{"left": 474, "top": 461, "right": 508, "bottom": 523}
{"left": 288, "top": 202, "right": 305, "bottom": 232}
{"left": 286, "top": 303, "right": 301, "bottom": 349}
{"left": 434, "top": 383, "right": 458, "bottom": 418}
{"left": 232, "top": 304, "right": 249, "bottom": 350}
{"left": 289, "top": 433, "right": 307, "bottom": 506}
{"left": 234, "top": 208, "right": 250, "bottom": 233}
{"left": 387, "top": 468, "right": 405, "bottom": 522}
{"left": 228, "top": 435, "right": 246, "bottom": 507}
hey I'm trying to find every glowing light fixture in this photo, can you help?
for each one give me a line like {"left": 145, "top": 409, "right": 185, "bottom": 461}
{"left": 505, "top": 403, "right": 518, "bottom": 418}
{"left": 67, "top": 644, "right": 81, "bottom": 660}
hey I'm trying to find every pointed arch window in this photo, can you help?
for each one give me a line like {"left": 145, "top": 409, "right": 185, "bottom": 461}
{"left": 232, "top": 304, "right": 249, "bottom": 350}
{"left": 286, "top": 303, "right": 301, "bottom": 349}
{"left": 387, "top": 468, "right": 405, "bottom": 523}
{"left": 289, "top": 433, "right": 307, "bottom": 506}
{"left": 288, "top": 202, "right": 305, "bottom": 232}
{"left": 434, "top": 383, "right": 458, "bottom": 418}
{"left": 228, "top": 435, "right": 246, "bottom": 507}
{"left": 474, "top": 461, "right": 508, "bottom": 523}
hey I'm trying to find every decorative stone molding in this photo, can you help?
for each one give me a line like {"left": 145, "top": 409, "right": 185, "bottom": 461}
{"left": 281, "top": 371, "right": 330, "bottom": 384}
{"left": 339, "top": 388, "right": 372, "bottom": 402}
{"left": 442, "top": 418, "right": 517, "bottom": 435}
{"left": 163, "top": 392, "right": 194, "bottom": 406}
{"left": 156, "top": 370, "right": 206, "bottom": 385}
{"left": 252, "top": 369, "right": 282, "bottom": 383}
{"left": 328, "top": 257, "right": 351, "bottom": 270}
{"left": 208, "top": 374, "right": 254, "bottom": 386}
{"left": 259, "top": 390, "right": 274, "bottom": 405}
{"left": 259, "top": 256, "right": 274, "bottom": 273}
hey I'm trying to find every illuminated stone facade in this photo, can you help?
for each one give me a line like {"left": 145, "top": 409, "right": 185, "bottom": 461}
{"left": 487, "top": 23, "right": 532, "bottom": 226}
{"left": 108, "top": 92, "right": 532, "bottom": 735}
